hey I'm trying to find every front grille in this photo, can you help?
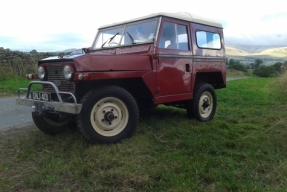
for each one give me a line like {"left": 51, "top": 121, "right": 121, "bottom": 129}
{"left": 42, "top": 64, "right": 75, "bottom": 93}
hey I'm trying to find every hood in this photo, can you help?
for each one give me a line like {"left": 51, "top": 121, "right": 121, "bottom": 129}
{"left": 41, "top": 54, "right": 85, "bottom": 61}
{"left": 38, "top": 54, "right": 86, "bottom": 65}
{"left": 73, "top": 52, "right": 152, "bottom": 72}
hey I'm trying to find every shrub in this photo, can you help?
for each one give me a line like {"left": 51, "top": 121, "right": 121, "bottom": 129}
{"left": 273, "top": 62, "right": 283, "bottom": 72}
{"left": 228, "top": 63, "right": 247, "bottom": 72}
{"left": 253, "top": 66, "right": 277, "bottom": 77}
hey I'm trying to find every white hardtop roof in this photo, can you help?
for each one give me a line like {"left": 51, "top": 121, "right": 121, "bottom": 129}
{"left": 99, "top": 12, "right": 223, "bottom": 29}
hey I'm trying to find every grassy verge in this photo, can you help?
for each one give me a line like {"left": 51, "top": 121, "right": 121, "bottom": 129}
{"left": 227, "top": 69, "right": 255, "bottom": 77}
{"left": 226, "top": 74, "right": 248, "bottom": 77}
{"left": 247, "top": 69, "right": 253, "bottom": 75}
{"left": 0, "top": 77, "right": 41, "bottom": 97}
{"left": 1, "top": 78, "right": 287, "bottom": 191}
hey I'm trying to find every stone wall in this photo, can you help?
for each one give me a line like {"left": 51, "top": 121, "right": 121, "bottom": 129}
{"left": 0, "top": 47, "right": 55, "bottom": 77}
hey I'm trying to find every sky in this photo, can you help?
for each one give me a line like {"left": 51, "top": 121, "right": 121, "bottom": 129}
{"left": 0, "top": 0, "right": 286, "bottom": 52}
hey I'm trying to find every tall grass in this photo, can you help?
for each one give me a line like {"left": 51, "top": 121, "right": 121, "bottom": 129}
{"left": 273, "top": 70, "right": 287, "bottom": 97}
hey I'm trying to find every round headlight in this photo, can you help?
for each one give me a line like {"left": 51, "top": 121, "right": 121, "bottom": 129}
{"left": 63, "top": 65, "right": 73, "bottom": 80}
{"left": 37, "top": 66, "right": 45, "bottom": 80}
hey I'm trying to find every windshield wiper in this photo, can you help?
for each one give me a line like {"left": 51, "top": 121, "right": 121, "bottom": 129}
{"left": 127, "top": 32, "right": 136, "bottom": 44}
{"left": 101, "top": 32, "right": 119, "bottom": 48}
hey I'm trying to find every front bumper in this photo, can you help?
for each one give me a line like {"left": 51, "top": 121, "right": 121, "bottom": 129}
{"left": 16, "top": 81, "right": 82, "bottom": 114}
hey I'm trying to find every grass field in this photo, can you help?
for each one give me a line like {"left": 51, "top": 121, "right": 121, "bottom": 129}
{"left": 1, "top": 78, "right": 287, "bottom": 191}
{"left": 0, "top": 78, "right": 41, "bottom": 97}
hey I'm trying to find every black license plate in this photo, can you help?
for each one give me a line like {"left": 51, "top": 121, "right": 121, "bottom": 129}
{"left": 31, "top": 92, "right": 51, "bottom": 101}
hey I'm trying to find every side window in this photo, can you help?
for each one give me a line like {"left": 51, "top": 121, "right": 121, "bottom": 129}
{"left": 159, "top": 22, "right": 189, "bottom": 50}
{"left": 159, "top": 22, "right": 176, "bottom": 49}
{"left": 196, "top": 31, "right": 221, "bottom": 49}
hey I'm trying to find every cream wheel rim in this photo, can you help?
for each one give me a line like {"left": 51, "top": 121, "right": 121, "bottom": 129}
{"left": 199, "top": 91, "right": 213, "bottom": 118}
{"left": 90, "top": 97, "right": 129, "bottom": 137}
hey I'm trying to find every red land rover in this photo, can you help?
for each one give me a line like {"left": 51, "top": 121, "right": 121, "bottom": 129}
{"left": 16, "top": 12, "right": 226, "bottom": 144}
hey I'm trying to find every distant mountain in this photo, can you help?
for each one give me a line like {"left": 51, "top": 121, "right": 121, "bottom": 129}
{"left": 9, "top": 48, "right": 80, "bottom": 54}
{"left": 50, "top": 48, "right": 79, "bottom": 54}
{"left": 226, "top": 45, "right": 287, "bottom": 58}
{"left": 226, "top": 46, "right": 249, "bottom": 56}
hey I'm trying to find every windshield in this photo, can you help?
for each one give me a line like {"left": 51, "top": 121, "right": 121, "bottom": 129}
{"left": 94, "top": 27, "right": 124, "bottom": 48}
{"left": 94, "top": 19, "right": 158, "bottom": 49}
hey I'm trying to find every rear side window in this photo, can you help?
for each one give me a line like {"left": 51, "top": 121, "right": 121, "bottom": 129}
{"left": 196, "top": 31, "right": 221, "bottom": 49}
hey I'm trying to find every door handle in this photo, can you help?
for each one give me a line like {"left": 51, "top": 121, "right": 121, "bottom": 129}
{"left": 185, "top": 64, "right": 190, "bottom": 72}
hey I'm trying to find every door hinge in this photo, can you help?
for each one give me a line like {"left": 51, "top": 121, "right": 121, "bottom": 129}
{"left": 153, "top": 54, "right": 159, "bottom": 62}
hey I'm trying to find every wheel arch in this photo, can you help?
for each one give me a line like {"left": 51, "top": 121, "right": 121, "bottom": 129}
{"left": 75, "top": 78, "right": 154, "bottom": 108}
{"left": 194, "top": 72, "right": 226, "bottom": 90}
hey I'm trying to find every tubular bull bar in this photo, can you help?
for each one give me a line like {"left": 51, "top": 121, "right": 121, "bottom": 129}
{"left": 16, "top": 81, "right": 82, "bottom": 114}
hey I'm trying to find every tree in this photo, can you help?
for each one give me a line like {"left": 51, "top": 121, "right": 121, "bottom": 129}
{"left": 253, "top": 66, "right": 276, "bottom": 77}
{"left": 235, "top": 60, "right": 241, "bottom": 65}
{"left": 229, "top": 59, "right": 235, "bottom": 66}
{"left": 254, "top": 59, "right": 263, "bottom": 68}
{"left": 245, "top": 63, "right": 251, "bottom": 70}
{"left": 29, "top": 49, "right": 38, "bottom": 55}
{"left": 280, "top": 61, "right": 287, "bottom": 73}
{"left": 272, "top": 62, "right": 282, "bottom": 72}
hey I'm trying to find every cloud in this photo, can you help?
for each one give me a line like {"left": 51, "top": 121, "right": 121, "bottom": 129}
{"left": 0, "top": 33, "right": 90, "bottom": 52}
{"left": 225, "top": 34, "right": 287, "bottom": 46}
{"left": 0, "top": 0, "right": 286, "bottom": 50}
{"left": 38, "top": 33, "right": 91, "bottom": 51}
{"left": 0, "top": 36, "right": 23, "bottom": 50}
{"left": 260, "top": 12, "right": 287, "bottom": 21}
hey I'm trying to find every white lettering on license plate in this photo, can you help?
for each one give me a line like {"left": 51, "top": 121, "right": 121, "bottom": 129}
{"left": 31, "top": 92, "right": 50, "bottom": 101}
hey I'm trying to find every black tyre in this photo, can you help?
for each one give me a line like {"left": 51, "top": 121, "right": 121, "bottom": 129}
{"left": 77, "top": 86, "right": 139, "bottom": 144}
{"left": 32, "top": 113, "right": 73, "bottom": 135}
{"left": 186, "top": 83, "right": 217, "bottom": 122}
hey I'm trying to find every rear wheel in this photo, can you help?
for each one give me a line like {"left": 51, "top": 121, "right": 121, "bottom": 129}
{"left": 32, "top": 113, "right": 73, "bottom": 135}
{"left": 186, "top": 83, "right": 217, "bottom": 122}
{"left": 77, "top": 86, "right": 139, "bottom": 144}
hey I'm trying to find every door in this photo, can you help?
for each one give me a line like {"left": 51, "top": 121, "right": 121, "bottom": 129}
{"left": 156, "top": 18, "right": 192, "bottom": 97}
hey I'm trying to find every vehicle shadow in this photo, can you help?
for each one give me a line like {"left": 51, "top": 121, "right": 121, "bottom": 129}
{"left": 140, "top": 105, "right": 187, "bottom": 120}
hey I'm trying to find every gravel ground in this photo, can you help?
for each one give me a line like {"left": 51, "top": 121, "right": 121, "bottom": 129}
{"left": 0, "top": 96, "right": 33, "bottom": 131}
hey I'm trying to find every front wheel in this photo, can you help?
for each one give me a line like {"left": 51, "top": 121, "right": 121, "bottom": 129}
{"left": 77, "top": 86, "right": 139, "bottom": 144}
{"left": 186, "top": 83, "right": 217, "bottom": 122}
{"left": 32, "top": 113, "right": 73, "bottom": 135}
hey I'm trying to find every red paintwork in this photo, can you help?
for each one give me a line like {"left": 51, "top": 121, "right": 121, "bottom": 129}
{"left": 156, "top": 57, "right": 192, "bottom": 96}
{"left": 28, "top": 74, "right": 38, "bottom": 80}
{"left": 40, "top": 16, "right": 226, "bottom": 105}
{"left": 73, "top": 53, "right": 152, "bottom": 72}
{"left": 154, "top": 93, "right": 193, "bottom": 104}
{"left": 74, "top": 71, "right": 146, "bottom": 81}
